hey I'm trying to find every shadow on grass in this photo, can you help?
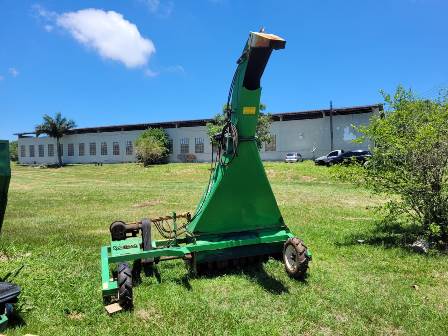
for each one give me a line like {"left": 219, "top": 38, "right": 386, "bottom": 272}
{"left": 3, "top": 309, "right": 26, "bottom": 330}
{"left": 337, "top": 219, "right": 421, "bottom": 249}
{"left": 177, "top": 261, "right": 291, "bottom": 295}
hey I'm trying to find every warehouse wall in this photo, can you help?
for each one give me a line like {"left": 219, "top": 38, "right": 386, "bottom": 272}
{"left": 17, "top": 110, "right": 375, "bottom": 165}
{"left": 262, "top": 111, "right": 373, "bottom": 161}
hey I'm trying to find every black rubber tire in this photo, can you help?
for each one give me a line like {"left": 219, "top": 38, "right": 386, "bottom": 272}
{"left": 117, "top": 263, "right": 133, "bottom": 310}
{"left": 283, "top": 237, "right": 309, "bottom": 279}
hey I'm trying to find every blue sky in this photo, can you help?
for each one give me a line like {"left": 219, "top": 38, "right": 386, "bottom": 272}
{"left": 1, "top": 0, "right": 447, "bottom": 140}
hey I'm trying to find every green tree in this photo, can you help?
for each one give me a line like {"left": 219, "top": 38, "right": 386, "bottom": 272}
{"left": 206, "top": 103, "right": 272, "bottom": 149}
{"left": 348, "top": 86, "right": 448, "bottom": 247}
{"left": 135, "top": 128, "right": 169, "bottom": 166}
{"left": 9, "top": 141, "right": 18, "bottom": 161}
{"left": 35, "top": 112, "right": 76, "bottom": 166}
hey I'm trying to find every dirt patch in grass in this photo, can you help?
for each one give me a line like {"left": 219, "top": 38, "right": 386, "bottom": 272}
{"left": 339, "top": 216, "right": 373, "bottom": 221}
{"left": 136, "top": 307, "right": 162, "bottom": 321}
{"left": 86, "top": 228, "right": 109, "bottom": 236}
{"left": 265, "top": 169, "right": 276, "bottom": 178}
{"left": 301, "top": 175, "right": 317, "bottom": 182}
{"left": 132, "top": 199, "right": 162, "bottom": 208}
{"left": 0, "top": 252, "right": 8, "bottom": 262}
{"left": 65, "top": 310, "right": 85, "bottom": 321}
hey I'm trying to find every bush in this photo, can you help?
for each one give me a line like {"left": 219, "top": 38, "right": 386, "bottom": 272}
{"left": 135, "top": 128, "right": 169, "bottom": 166}
{"left": 352, "top": 87, "right": 448, "bottom": 247}
{"left": 9, "top": 141, "right": 18, "bottom": 161}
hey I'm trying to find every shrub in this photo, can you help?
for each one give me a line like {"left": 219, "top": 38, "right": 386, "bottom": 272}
{"left": 351, "top": 86, "right": 448, "bottom": 247}
{"left": 9, "top": 141, "right": 18, "bottom": 161}
{"left": 135, "top": 128, "right": 169, "bottom": 166}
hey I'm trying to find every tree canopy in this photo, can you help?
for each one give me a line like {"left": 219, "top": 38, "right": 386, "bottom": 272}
{"left": 35, "top": 112, "right": 76, "bottom": 166}
{"left": 135, "top": 128, "right": 169, "bottom": 166}
{"left": 206, "top": 103, "right": 272, "bottom": 149}
{"left": 9, "top": 141, "right": 18, "bottom": 161}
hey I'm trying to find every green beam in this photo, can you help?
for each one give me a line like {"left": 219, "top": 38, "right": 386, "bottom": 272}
{"left": 107, "top": 229, "right": 293, "bottom": 263}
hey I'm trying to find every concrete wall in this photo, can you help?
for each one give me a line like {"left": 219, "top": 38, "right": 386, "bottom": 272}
{"left": 18, "top": 110, "right": 375, "bottom": 165}
{"left": 263, "top": 111, "right": 373, "bottom": 161}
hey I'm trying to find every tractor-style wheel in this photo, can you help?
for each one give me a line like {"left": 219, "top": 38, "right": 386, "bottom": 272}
{"left": 283, "top": 238, "right": 309, "bottom": 279}
{"left": 117, "top": 263, "right": 133, "bottom": 310}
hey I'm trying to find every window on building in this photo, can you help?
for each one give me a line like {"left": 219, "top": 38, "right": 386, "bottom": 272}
{"left": 101, "top": 142, "right": 108, "bottom": 156}
{"left": 38, "top": 144, "right": 44, "bottom": 157}
{"left": 48, "top": 144, "right": 54, "bottom": 157}
{"left": 265, "top": 134, "right": 276, "bottom": 152}
{"left": 168, "top": 139, "right": 173, "bottom": 154}
{"left": 29, "top": 145, "right": 35, "bottom": 157}
{"left": 79, "top": 143, "right": 85, "bottom": 156}
{"left": 180, "top": 138, "right": 189, "bottom": 154}
{"left": 20, "top": 145, "right": 26, "bottom": 157}
{"left": 195, "top": 137, "right": 204, "bottom": 153}
{"left": 113, "top": 142, "right": 120, "bottom": 156}
{"left": 89, "top": 142, "right": 96, "bottom": 156}
{"left": 59, "top": 143, "right": 63, "bottom": 156}
{"left": 68, "top": 143, "right": 74, "bottom": 156}
{"left": 126, "top": 141, "right": 133, "bottom": 155}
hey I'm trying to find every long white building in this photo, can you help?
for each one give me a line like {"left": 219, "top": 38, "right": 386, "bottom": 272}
{"left": 16, "top": 104, "right": 381, "bottom": 165}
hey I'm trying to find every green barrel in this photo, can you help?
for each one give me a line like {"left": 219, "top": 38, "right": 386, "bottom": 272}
{"left": 0, "top": 140, "right": 11, "bottom": 233}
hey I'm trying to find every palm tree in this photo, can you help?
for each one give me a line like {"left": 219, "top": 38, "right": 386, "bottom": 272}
{"left": 35, "top": 112, "right": 76, "bottom": 166}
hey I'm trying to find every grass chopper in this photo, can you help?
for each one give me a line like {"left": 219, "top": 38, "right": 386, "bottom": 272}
{"left": 100, "top": 30, "right": 311, "bottom": 310}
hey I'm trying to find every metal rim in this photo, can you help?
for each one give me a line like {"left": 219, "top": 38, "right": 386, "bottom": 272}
{"left": 284, "top": 244, "right": 298, "bottom": 272}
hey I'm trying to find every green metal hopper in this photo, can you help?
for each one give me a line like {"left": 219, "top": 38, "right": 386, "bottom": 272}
{"left": 100, "top": 31, "right": 311, "bottom": 310}
{"left": 0, "top": 140, "right": 10, "bottom": 233}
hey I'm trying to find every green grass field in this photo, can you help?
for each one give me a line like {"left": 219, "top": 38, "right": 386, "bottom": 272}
{"left": 1, "top": 162, "right": 447, "bottom": 335}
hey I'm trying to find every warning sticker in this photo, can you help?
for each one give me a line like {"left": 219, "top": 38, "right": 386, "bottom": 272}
{"left": 243, "top": 106, "right": 256, "bottom": 115}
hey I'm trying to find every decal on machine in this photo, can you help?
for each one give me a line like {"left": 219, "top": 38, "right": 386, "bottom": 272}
{"left": 243, "top": 106, "right": 256, "bottom": 115}
{"left": 113, "top": 243, "right": 139, "bottom": 251}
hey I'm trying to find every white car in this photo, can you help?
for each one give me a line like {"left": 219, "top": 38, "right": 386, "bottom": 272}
{"left": 285, "top": 152, "right": 303, "bottom": 163}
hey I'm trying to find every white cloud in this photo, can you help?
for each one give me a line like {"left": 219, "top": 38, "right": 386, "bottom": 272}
{"left": 9, "top": 68, "right": 19, "bottom": 77}
{"left": 142, "top": 0, "right": 173, "bottom": 17}
{"left": 144, "top": 65, "right": 185, "bottom": 78}
{"left": 55, "top": 9, "right": 155, "bottom": 68}
{"left": 0, "top": 75, "right": 4, "bottom": 81}
{"left": 44, "top": 24, "right": 53, "bottom": 32}
{"left": 144, "top": 68, "right": 159, "bottom": 77}
{"left": 32, "top": 4, "right": 57, "bottom": 21}
{"left": 146, "top": 0, "right": 160, "bottom": 13}
{"left": 164, "top": 65, "right": 185, "bottom": 74}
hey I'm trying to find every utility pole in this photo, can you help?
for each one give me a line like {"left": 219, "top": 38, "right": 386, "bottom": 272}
{"left": 329, "top": 100, "right": 334, "bottom": 151}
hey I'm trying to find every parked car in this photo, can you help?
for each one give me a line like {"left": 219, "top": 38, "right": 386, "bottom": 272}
{"left": 314, "top": 150, "right": 344, "bottom": 165}
{"left": 325, "top": 150, "right": 372, "bottom": 166}
{"left": 285, "top": 152, "right": 303, "bottom": 163}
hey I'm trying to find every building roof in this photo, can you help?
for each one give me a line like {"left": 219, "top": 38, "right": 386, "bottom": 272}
{"left": 16, "top": 104, "right": 382, "bottom": 137}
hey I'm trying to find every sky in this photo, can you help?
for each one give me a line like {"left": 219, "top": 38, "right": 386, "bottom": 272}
{"left": 1, "top": 0, "right": 447, "bottom": 140}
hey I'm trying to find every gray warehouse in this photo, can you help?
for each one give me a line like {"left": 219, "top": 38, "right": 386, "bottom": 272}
{"left": 16, "top": 104, "right": 381, "bottom": 165}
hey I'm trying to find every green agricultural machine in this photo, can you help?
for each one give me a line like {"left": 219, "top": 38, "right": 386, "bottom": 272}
{"left": 101, "top": 31, "right": 311, "bottom": 309}
{"left": 0, "top": 140, "right": 21, "bottom": 330}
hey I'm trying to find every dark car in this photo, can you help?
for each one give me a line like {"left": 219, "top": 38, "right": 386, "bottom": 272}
{"left": 314, "top": 150, "right": 344, "bottom": 165}
{"left": 325, "top": 150, "right": 371, "bottom": 166}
